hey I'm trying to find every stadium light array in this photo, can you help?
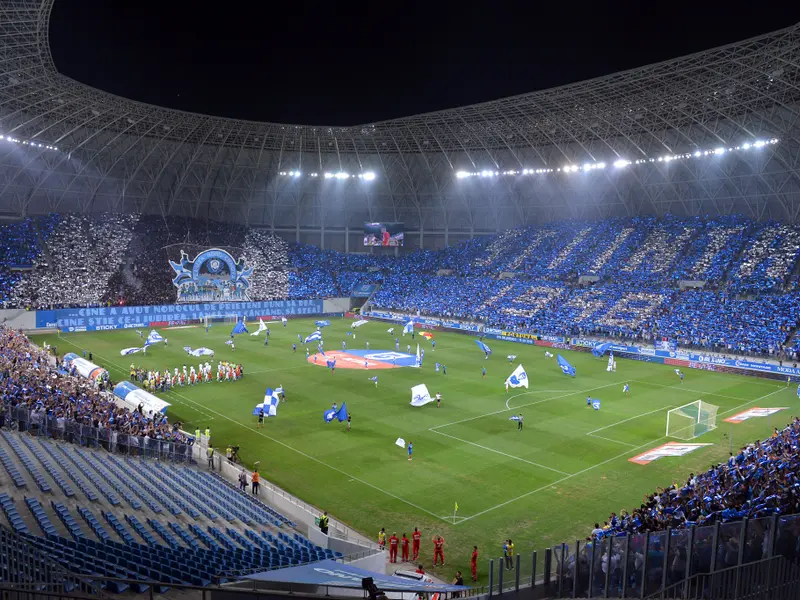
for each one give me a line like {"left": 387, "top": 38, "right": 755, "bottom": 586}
{"left": 455, "top": 138, "right": 779, "bottom": 179}
{"left": 0, "top": 134, "right": 58, "bottom": 151}
{"left": 278, "top": 170, "right": 376, "bottom": 181}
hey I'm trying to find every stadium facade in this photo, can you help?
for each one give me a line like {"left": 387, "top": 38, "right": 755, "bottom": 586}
{"left": 1, "top": 1, "right": 800, "bottom": 250}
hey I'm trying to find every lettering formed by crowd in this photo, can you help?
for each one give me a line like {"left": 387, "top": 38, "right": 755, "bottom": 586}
{"left": 591, "top": 417, "right": 800, "bottom": 540}
{"left": 129, "top": 361, "right": 243, "bottom": 392}
{"left": 0, "top": 325, "right": 191, "bottom": 446}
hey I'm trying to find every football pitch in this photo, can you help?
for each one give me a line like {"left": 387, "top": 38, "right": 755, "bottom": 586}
{"left": 30, "top": 319, "right": 796, "bottom": 581}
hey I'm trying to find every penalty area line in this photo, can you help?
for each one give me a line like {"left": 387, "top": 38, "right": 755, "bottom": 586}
{"left": 430, "top": 429, "right": 571, "bottom": 476}
{"left": 432, "top": 380, "right": 624, "bottom": 431}
{"left": 456, "top": 385, "right": 786, "bottom": 525}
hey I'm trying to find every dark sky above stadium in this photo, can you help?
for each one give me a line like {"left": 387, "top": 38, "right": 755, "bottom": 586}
{"left": 49, "top": 0, "right": 800, "bottom": 126}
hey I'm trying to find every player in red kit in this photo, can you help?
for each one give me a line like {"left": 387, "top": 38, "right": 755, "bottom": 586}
{"left": 401, "top": 533, "right": 410, "bottom": 562}
{"left": 388, "top": 532, "right": 399, "bottom": 563}
{"left": 412, "top": 528, "right": 421, "bottom": 560}
{"left": 432, "top": 535, "right": 445, "bottom": 567}
{"left": 381, "top": 228, "right": 390, "bottom": 246}
{"left": 470, "top": 546, "right": 478, "bottom": 582}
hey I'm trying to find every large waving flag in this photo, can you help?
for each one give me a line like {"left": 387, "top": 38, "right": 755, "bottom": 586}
{"left": 403, "top": 321, "right": 414, "bottom": 335}
{"left": 475, "top": 340, "right": 492, "bottom": 355}
{"left": 231, "top": 320, "right": 248, "bottom": 335}
{"left": 250, "top": 318, "right": 268, "bottom": 336}
{"left": 120, "top": 347, "right": 144, "bottom": 356}
{"left": 253, "top": 388, "right": 279, "bottom": 416}
{"left": 387, "top": 327, "right": 394, "bottom": 334}
{"left": 323, "top": 407, "right": 337, "bottom": 422}
{"left": 352, "top": 319, "right": 368, "bottom": 328}
{"left": 557, "top": 354, "right": 576, "bottom": 377}
{"left": 145, "top": 330, "right": 164, "bottom": 346}
{"left": 183, "top": 346, "right": 214, "bottom": 357}
{"left": 420, "top": 332, "right": 434, "bottom": 340}
{"left": 415, "top": 344, "right": 421, "bottom": 367}
{"left": 606, "top": 351, "right": 614, "bottom": 372}
{"left": 505, "top": 364, "right": 529, "bottom": 389}
{"left": 315, "top": 320, "right": 331, "bottom": 328}
{"left": 410, "top": 384, "right": 433, "bottom": 407}
{"left": 592, "top": 342, "right": 612, "bottom": 357}
{"left": 304, "top": 331, "right": 322, "bottom": 344}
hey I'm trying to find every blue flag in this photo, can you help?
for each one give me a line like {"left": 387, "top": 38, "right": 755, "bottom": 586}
{"left": 323, "top": 408, "right": 336, "bottom": 422}
{"left": 304, "top": 331, "right": 322, "bottom": 343}
{"left": 315, "top": 320, "right": 331, "bottom": 327}
{"left": 592, "top": 399, "right": 601, "bottom": 410}
{"left": 509, "top": 415, "right": 522, "bottom": 421}
{"left": 592, "top": 342, "right": 612, "bottom": 357}
{"left": 475, "top": 340, "right": 492, "bottom": 355}
{"left": 231, "top": 320, "right": 248, "bottom": 335}
{"left": 345, "top": 331, "right": 353, "bottom": 336}
{"left": 369, "top": 376, "right": 378, "bottom": 382}
{"left": 318, "top": 343, "right": 325, "bottom": 356}
{"left": 335, "top": 402, "right": 348, "bottom": 422}
{"left": 557, "top": 354, "right": 576, "bottom": 377}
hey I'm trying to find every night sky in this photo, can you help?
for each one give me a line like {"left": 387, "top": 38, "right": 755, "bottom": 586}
{"left": 48, "top": 1, "right": 800, "bottom": 126}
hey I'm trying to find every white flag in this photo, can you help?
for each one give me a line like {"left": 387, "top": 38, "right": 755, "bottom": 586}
{"left": 395, "top": 437, "right": 406, "bottom": 448}
{"left": 120, "top": 347, "right": 143, "bottom": 356}
{"left": 505, "top": 364, "right": 529, "bottom": 389}
{"left": 410, "top": 383, "right": 433, "bottom": 407}
{"left": 352, "top": 319, "right": 368, "bottom": 328}
{"left": 415, "top": 344, "right": 421, "bottom": 367}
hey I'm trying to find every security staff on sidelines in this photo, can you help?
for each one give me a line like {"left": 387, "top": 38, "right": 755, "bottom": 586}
{"left": 207, "top": 444, "right": 215, "bottom": 470}
{"left": 319, "top": 511, "right": 329, "bottom": 535}
{"left": 204, "top": 426, "right": 211, "bottom": 442}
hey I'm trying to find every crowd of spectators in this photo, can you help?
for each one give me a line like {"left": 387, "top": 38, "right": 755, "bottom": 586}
{"left": 2, "top": 213, "right": 800, "bottom": 358}
{"left": 0, "top": 325, "right": 191, "bottom": 447}
{"left": 591, "top": 417, "right": 800, "bottom": 539}
{"left": 727, "top": 223, "right": 800, "bottom": 293}
{"left": 10, "top": 214, "right": 138, "bottom": 309}
{"left": 0, "top": 215, "right": 60, "bottom": 307}
{"left": 242, "top": 229, "right": 289, "bottom": 300}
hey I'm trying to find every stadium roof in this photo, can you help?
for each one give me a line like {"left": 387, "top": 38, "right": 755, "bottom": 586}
{"left": 1, "top": 0, "right": 800, "bottom": 233}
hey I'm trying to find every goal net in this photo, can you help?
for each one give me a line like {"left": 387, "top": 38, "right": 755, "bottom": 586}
{"left": 202, "top": 314, "right": 241, "bottom": 327}
{"left": 666, "top": 400, "right": 719, "bottom": 440}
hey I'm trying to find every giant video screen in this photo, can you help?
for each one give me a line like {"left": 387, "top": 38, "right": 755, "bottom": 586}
{"left": 364, "top": 222, "right": 404, "bottom": 247}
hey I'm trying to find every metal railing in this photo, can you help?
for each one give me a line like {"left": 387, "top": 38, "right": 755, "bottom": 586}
{"left": 1, "top": 405, "right": 195, "bottom": 464}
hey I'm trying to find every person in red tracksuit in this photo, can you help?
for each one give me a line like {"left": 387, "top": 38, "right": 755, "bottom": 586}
{"left": 432, "top": 535, "right": 445, "bottom": 566}
{"left": 388, "top": 532, "right": 399, "bottom": 563}
{"left": 471, "top": 546, "right": 478, "bottom": 582}
{"left": 412, "top": 527, "right": 421, "bottom": 561}
{"left": 401, "top": 533, "right": 410, "bottom": 562}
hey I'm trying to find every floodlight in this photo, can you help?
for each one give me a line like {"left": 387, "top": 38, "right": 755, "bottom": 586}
{"left": 335, "top": 172, "right": 349, "bottom": 179}
{"left": 361, "top": 171, "right": 376, "bottom": 181}
{"left": 613, "top": 159, "right": 630, "bottom": 168}
{"left": 324, "top": 172, "right": 334, "bottom": 179}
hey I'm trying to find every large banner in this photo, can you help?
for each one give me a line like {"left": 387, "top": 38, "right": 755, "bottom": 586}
{"left": 367, "top": 310, "right": 482, "bottom": 333}
{"left": 36, "top": 300, "right": 323, "bottom": 331}
{"left": 351, "top": 284, "right": 377, "bottom": 298}
{"left": 169, "top": 248, "right": 252, "bottom": 303}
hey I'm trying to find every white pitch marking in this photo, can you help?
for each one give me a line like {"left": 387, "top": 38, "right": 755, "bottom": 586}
{"left": 163, "top": 387, "right": 448, "bottom": 522}
{"left": 505, "top": 390, "right": 571, "bottom": 410}
{"left": 585, "top": 434, "right": 638, "bottom": 447}
{"left": 585, "top": 406, "right": 674, "bottom": 435}
{"left": 432, "top": 380, "right": 623, "bottom": 431}
{"left": 430, "top": 429, "right": 571, "bottom": 476}
{"left": 455, "top": 386, "right": 785, "bottom": 524}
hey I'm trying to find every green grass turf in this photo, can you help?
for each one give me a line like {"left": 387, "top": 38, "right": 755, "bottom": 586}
{"left": 30, "top": 320, "right": 798, "bottom": 582}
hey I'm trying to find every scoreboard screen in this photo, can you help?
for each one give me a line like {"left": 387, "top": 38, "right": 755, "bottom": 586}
{"left": 364, "top": 222, "right": 404, "bottom": 247}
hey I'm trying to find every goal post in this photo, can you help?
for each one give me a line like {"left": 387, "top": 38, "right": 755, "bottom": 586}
{"left": 666, "top": 400, "right": 719, "bottom": 440}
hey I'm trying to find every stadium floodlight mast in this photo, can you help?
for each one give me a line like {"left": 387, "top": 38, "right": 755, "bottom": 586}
{"left": 454, "top": 138, "right": 779, "bottom": 179}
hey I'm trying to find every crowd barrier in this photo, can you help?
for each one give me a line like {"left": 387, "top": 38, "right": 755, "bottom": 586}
{"left": 1, "top": 405, "right": 194, "bottom": 463}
